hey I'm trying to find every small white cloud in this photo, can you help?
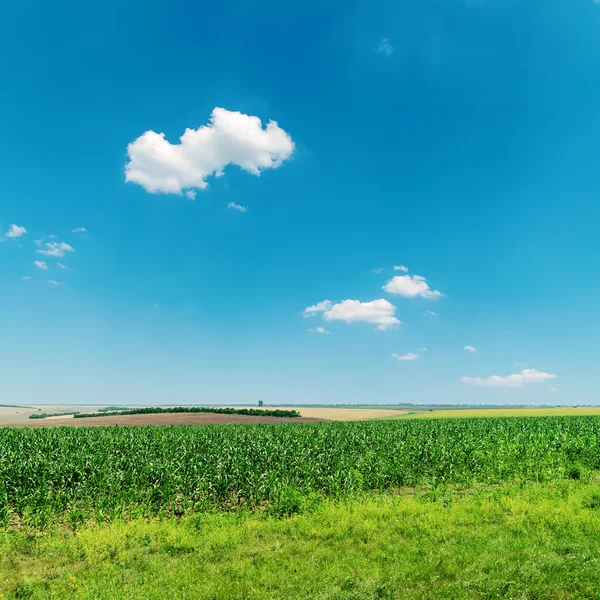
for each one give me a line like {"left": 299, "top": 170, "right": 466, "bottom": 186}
{"left": 37, "top": 242, "right": 74, "bottom": 257}
{"left": 393, "top": 265, "right": 408, "bottom": 272}
{"left": 392, "top": 352, "right": 420, "bottom": 361}
{"left": 72, "top": 227, "right": 87, "bottom": 234}
{"left": 550, "top": 385, "right": 560, "bottom": 393}
{"left": 424, "top": 310, "right": 438, "bottom": 317}
{"left": 57, "top": 262, "right": 67, "bottom": 270}
{"left": 34, "top": 260, "right": 48, "bottom": 270}
{"left": 383, "top": 274, "right": 442, "bottom": 299}
{"left": 303, "top": 300, "right": 333, "bottom": 317}
{"left": 22, "top": 276, "right": 30, "bottom": 281}
{"left": 185, "top": 190, "right": 196, "bottom": 200}
{"left": 378, "top": 38, "right": 394, "bottom": 56}
{"left": 461, "top": 369, "right": 557, "bottom": 388}
{"left": 5, "top": 224, "right": 27, "bottom": 238}
{"left": 47, "top": 280, "right": 61, "bottom": 286}
{"left": 308, "top": 327, "right": 331, "bottom": 335}
{"left": 125, "top": 107, "right": 295, "bottom": 195}
{"left": 48, "top": 234, "right": 57, "bottom": 239}
{"left": 34, "top": 239, "right": 43, "bottom": 247}
{"left": 464, "top": 345, "right": 477, "bottom": 353}
{"left": 227, "top": 202, "right": 248, "bottom": 213}
{"left": 323, "top": 299, "right": 400, "bottom": 331}
{"left": 372, "top": 268, "right": 383, "bottom": 274}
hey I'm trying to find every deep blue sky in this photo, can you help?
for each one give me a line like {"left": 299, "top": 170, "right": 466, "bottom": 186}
{"left": 1, "top": 0, "right": 599, "bottom": 405}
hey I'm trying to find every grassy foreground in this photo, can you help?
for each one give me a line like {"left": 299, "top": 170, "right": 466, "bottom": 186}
{"left": 2, "top": 481, "right": 600, "bottom": 599}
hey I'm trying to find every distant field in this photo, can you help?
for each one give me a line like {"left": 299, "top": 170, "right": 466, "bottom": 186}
{"left": 408, "top": 407, "right": 600, "bottom": 419}
{"left": 2, "top": 405, "right": 407, "bottom": 427}
{"left": 273, "top": 407, "right": 407, "bottom": 420}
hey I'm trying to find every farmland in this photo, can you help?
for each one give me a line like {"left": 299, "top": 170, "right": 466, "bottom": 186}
{"left": 2, "top": 416, "right": 600, "bottom": 528}
{"left": 3, "top": 415, "right": 600, "bottom": 598}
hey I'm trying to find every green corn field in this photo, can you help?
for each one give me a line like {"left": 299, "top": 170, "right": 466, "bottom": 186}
{"left": 1, "top": 416, "right": 600, "bottom": 528}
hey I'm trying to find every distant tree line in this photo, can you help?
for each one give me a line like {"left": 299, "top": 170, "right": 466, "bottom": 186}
{"left": 74, "top": 406, "right": 301, "bottom": 419}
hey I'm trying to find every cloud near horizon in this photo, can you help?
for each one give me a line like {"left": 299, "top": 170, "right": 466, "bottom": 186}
{"left": 461, "top": 368, "right": 557, "bottom": 388}
{"left": 125, "top": 108, "right": 295, "bottom": 195}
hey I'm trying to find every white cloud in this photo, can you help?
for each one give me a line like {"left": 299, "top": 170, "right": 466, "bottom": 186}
{"left": 392, "top": 352, "right": 419, "bottom": 361}
{"left": 72, "top": 227, "right": 87, "bottom": 234}
{"left": 550, "top": 385, "right": 560, "bottom": 393}
{"left": 57, "top": 263, "right": 67, "bottom": 270}
{"left": 308, "top": 327, "right": 331, "bottom": 335}
{"left": 22, "top": 276, "right": 30, "bottom": 281}
{"left": 125, "top": 107, "right": 295, "bottom": 195}
{"left": 464, "top": 345, "right": 477, "bottom": 352}
{"left": 185, "top": 191, "right": 196, "bottom": 200}
{"left": 323, "top": 299, "right": 400, "bottom": 331}
{"left": 393, "top": 265, "right": 408, "bottom": 272}
{"left": 34, "top": 239, "right": 43, "bottom": 247}
{"left": 5, "top": 224, "right": 26, "bottom": 238}
{"left": 461, "top": 369, "right": 557, "bottom": 388}
{"left": 383, "top": 274, "right": 442, "bottom": 299}
{"left": 48, "top": 234, "right": 57, "bottom": 239}
{"left": 372, "top": 268, "right": 383, "bottom": 274}
{"left": 378, "top": 38, "right": 394, "bottom": 56}
{"left": 424, "top": 310, "right": 438, "bottom": 317}
{"left": 47, "top": 280, "right": 61, "bottom": 286}
{"left": 37, "top": 242, "right": 74, "bottom": 257}
{"left": 303, "top": 300, "right": 333, "bottom": 317}
{"left": 227, "top": 202, "right": 248, "bottom": 213}
{"left": 34, "top": 260, "right": 48, "bottom": 270}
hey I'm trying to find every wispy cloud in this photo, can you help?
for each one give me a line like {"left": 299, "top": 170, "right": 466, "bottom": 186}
{"left": 392, "top": 352, "right": 420, "bottom": 361}
{"left": 424, "top": 310, "right": 438, "bottom": 317}
{"left": 22, "top": 276, "right": 30, "bottom": 281}
{"left": 72, "top": 227, "right": 87, "bottom": 234}
{"left": 461, "top": 369, "right": 557, "bottom": 388}
{"left": 125, "top": 107, "right": 294, "bottom": 195}
{"left": 57, "top": 262, "right": 67, "bottom": 270}
{"left": 185, "top": 191, "right": 196, "bottom": 200}
{"left": 372, "top": 268, "right": 383, "bottom": 274}
{"left": 550, "top": 384, "right": 560, "bottom": 393}
{"left": 47, "top": 280, "right": 61, "bottom": 286}
{"left": 227, "top": 202, "right": 248, "bottom": 213}
{"left": 464, "top": 345, "right": 477, "bottom": 353}
{"left": 37, "top": 241, "right": 74, "bottom": 257}
{"left": 34, "top": 260, "right": 48, "bottom": 270}
{"left": 308, "top": 327, "right": 331, "bottom": 335}
{"left": 5, "top": 224, "right": 27, "bottom": 238}
{"left": 393, "top": 265, "right": 408, "bottom": 272}
{"left": 378, "top": 38, "right": 394, "bottom": 56}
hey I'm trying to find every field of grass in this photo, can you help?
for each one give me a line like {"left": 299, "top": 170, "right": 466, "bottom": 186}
{"left": 408, "top": 407, "right": 600, "bottom": 419}
{"left": 3, "top": 481, "right": 600, "bottom": 599}
{"left": 4, "top": 415, "right": 600, "bottom": 598}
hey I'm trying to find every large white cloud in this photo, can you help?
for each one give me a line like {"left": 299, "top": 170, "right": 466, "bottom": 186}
{"left": 383, "top": 274, "right": 442, "bottom": 299}
{"left": 5, "top": 224, "right": 26, "bottom": 238}
{"left": 125, "top": 108, "right": 295, "bottom": 195}
{"left": 461, "top": 369, "right": 557, "bottom": 388}
{"left": 316, "top": 299, "right": 401, "bottom": 331}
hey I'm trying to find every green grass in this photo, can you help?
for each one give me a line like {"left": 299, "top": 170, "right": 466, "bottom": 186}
{"left": 2, "top": 481, "right": 600, "bottom": 599}
{"left": 3, "top": 416, "right": 600, "bottom": 528}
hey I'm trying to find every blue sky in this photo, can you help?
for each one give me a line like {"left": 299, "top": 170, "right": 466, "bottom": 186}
{"left": 1, "top": 0, "right": 599, "bottom": 405}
